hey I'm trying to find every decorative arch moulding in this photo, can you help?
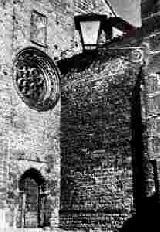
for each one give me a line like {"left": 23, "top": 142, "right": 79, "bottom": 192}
{"left": 13, "top": 47, "right": 60, "bottom": 111}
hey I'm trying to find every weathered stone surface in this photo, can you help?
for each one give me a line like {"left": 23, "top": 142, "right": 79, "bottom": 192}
{"left": 0, "top": 0, "right": 62, "bottom": 229}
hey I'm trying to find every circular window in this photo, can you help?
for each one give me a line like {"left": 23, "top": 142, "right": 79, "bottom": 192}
{"left": 13, "top": 47, "right": 60, "bottom": 111}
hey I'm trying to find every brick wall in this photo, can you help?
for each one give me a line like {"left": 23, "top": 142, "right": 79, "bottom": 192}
{"left": 74, "top": 0, "right": 112, "bottom": 15}
{"left": 58, "top": 47, "right": 144, "bottom": 231}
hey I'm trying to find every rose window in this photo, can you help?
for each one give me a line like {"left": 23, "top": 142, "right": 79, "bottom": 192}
{"left": 13, "top": 47, "right": 60, "bottom": 111}
{"left": 16, "top": 66, "right": 47, "bottom": 101}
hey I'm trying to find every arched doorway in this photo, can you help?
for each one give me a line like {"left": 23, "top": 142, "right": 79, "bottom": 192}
{"left": 19, "top": 168, "right": 49, "bottom": 228}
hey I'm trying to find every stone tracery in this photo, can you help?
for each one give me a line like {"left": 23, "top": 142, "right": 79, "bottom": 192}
{"left": 13, "top": 47, "right": 60, "bottom": 111}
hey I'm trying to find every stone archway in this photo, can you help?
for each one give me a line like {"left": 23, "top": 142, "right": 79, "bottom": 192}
{"left": 18, "top": 168, "right": 48, "bottom": 228}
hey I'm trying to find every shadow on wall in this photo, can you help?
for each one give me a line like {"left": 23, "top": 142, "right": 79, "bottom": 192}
{"left": 119, "top": 194, "right": 160, "bottom": 232}
{"left": 120, "top": 67, "right": 160, "bottom": 231}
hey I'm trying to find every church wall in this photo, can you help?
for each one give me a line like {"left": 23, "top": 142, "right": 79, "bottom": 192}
{"left": 0, "top": 0, "right": 74, "bottom": 229}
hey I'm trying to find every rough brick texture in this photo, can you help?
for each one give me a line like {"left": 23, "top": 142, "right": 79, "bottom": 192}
{"left": 58, "top": 47, "right": 144, "bottom": 231}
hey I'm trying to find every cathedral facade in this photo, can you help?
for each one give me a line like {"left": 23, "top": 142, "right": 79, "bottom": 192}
{"left": 0, "top": 0, "right": 160, "bottom": 231}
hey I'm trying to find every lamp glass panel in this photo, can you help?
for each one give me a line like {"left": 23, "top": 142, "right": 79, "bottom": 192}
{"left": 80, "top": 20, "right": 100, "bottom": 46}
{"left": 112, "top": 27, "right": 123, "bottom": 38}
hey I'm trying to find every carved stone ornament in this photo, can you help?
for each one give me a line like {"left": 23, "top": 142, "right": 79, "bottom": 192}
{"left": 131, "top": 48, "right": 144, "bottom": 63}
{"left": 13, "top": 47, "right": 60, "bottom": 111}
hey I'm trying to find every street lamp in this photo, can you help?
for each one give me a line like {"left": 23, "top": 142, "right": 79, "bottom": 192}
{"left": 74, "top": 14, "right": 111, "bottom": 51}
{"left": 74, "top": 13, "right": 136, "bottom": 51}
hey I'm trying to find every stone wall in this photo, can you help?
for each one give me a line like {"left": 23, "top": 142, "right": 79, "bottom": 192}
{"left": 0, "top": 0, "right": 14, "bottom": 227}
{"left": 0, "top": 0, "right": 71, "bottom": 229}
{"left": 12, "top": 0, "right": 75, "bottom": 60}
{"left": 142, "top": 14, "right": 160, "bottom": 198}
